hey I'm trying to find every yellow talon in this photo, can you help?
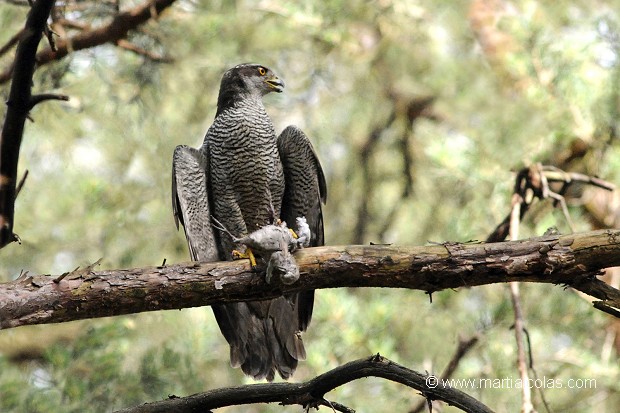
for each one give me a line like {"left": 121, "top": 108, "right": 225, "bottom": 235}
{"left": 232, "top": 247, "right": 257, "bottom": 268}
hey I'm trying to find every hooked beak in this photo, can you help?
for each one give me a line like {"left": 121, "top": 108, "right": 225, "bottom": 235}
{"left": 265, "top": 76, "right": 285, "bottom": 93}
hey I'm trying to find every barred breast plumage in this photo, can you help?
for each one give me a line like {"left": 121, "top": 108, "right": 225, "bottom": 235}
{"left": 206, "top": 95, "right": 284, "bottom": 252}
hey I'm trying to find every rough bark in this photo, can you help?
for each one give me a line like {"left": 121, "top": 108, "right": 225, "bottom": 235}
{"left": 115, "top": 355, "right": 494, "bottom": 413}
{"left": 1, "top": 229, "right": 619, "bottom": 329}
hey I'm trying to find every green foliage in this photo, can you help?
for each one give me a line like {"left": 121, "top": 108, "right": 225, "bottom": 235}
{"left": 1, "top": 0, "right": 619, "bottom": 412}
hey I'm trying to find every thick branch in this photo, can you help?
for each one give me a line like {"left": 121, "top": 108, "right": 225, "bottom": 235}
{"left": 0, "top": 0, "right": 178, "bottom": 249}
{"left": 0, "top": 0, "right": 178, "bottom": 84}
{"left": 0, "top": 0, "right": 56, "bottom": 249}
{"left": 1, "top": 230, "right": 620, "bottom": 329}
{"left": 115, "top": 355, "right": 493, "bottom": 413}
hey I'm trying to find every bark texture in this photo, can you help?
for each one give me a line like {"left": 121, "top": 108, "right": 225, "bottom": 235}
{"left": 1, "top": 229, "right": 620, "bottom": 329}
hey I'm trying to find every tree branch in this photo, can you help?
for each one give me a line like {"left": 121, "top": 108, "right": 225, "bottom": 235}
{"left": 0, "top": 0, "right": 56, "bottom": 249}
{"left": 0, "top": 28, "right": 24, "bottom": 58}
{"left": 409, "top": 335, "right": 479, "bottom": 413}
{"left": 114, "top": 355, "right": 494, "bottom": 413}
{"left": 0, "top": 0, "right": 178, "bottom": 250}
{"left": 115, "top": 39, "right": 174, "bottom": 63}
{"left": 507, "top": 197, "right": 536, "bottom": 413}
{"left": 486, "top": 164, "right": 615, "bottom": 243}
{"left": 28, "top": 93, "right": 70, "bottom": 109}
{"left": 0, "top": 0, "right": 178, "bottom": 84}
{"left": 1, "top": 230, "right": 620, "bottom": 329}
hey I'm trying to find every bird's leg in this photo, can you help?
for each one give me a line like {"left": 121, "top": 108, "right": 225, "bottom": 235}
{"left": 232, "top": 246, "right": 258, "bottom": 268}
{"left": 212, "top": 217, "right": 255, "bottom": 264}
{"left": 246, "top": 248, "right": 257, "bottom": 268}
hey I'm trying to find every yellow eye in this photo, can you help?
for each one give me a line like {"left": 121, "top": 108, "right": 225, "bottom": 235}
{"left": 258, "top": 67, "right": 266, "bottom": 76}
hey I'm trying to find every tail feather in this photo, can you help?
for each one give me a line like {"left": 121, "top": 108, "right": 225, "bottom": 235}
{"left": 212, "top": 297, "right": 305, "bottom": 381}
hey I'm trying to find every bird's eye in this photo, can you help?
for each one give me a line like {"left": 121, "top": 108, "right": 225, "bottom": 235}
{"left": 258, "top": 67, "right": 266, "bottom": 76}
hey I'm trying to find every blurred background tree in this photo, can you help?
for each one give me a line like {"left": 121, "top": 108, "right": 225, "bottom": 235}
{"left": 0, "top": 0, "right": 619, "bottom": 411}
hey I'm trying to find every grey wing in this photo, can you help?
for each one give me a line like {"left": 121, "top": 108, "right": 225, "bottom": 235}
{"left": 277, "top": 125, "right": 327, "bottom": 245}
{"left": 172, "top": 145, "right": 219, "bottom": 262}
{"left": 277, "top": 125, "right": 327, "bottom": 331}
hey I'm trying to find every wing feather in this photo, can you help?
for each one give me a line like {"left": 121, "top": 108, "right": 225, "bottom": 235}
{"left": 172, "top": 145, "right": 219, "bottom": 262}
{"left": 277, "top": 125, "right": 327, "bottom": 332}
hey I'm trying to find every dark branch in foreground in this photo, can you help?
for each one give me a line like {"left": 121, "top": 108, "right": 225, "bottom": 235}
{"left": 1, "top": 229, "right": 620, "bottom": 329}
{"left": 0, "top": 0, "right": 179, "bottom": 249}
{"left": 28, "top": 93, "right": 70, "bottom": 110}
{"left": 114, "top": 355, "right": 494, "bottom": 413}
{"left": 0, "top": 0, "right": 56, "bottom": 249}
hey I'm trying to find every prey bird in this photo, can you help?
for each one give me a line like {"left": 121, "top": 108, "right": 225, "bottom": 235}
{"left": 172, "top": 63, "right": 326, "bottom": 381}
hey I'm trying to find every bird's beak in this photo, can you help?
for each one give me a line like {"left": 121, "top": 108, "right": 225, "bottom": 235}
{"left": 265, "top": 76, "right": 285, "bottom": 93}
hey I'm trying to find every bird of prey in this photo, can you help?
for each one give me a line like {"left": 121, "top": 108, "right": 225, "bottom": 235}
{"left": 172, "top": 63, "right": 327, "bottom": 381}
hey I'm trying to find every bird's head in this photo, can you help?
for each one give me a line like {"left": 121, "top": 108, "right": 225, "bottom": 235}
{"left": 222, "top": 63, "right": 285, "bottom": 96}
{"left": 216, "top": 63, "right": 285, "bottom": 115}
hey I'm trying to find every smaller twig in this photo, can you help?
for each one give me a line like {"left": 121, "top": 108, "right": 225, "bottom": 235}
{"left": 85, "top": 258, "right": 103, "bottom": 273}
{"left": 115, "top": 39, "right": 174, "bottom": 63}
{"left": 440, "top": 336, "right": 480, "bottom": 378}
{"left": 330, "top": 401, "right": 354, "bottom": 413}
{"left": 28, "top": 93, "right": 69, "bottom": 110}
{"left": 509, "top": 282, "right": 535, "bottom": 413}
{"left": 15, "top": 170, "right": 29, "bottom": 198}
{"left": 53, "top": 271, "right": 71, "bottom": 284}
{"left": 507, "top": 200, "right": 536, "bottom": 413}
{"left": 592, "top": 301, "right": 620, "bottom": 318}
{"left": 0, "top": 28, "right": 25, "bottom": 57}
{"left": 525, "top": 326, "right": 552, "bottom": 413}
{"left": 43, "top": 24, "right": 57, "bottom": 52}
{"left": 547, "top": 192, "right": 576, "bottom": 232}
{"left": 510, "top": 200, "right": 522, "bottom": 239}
{"left": 316, "top": 399, "right": 353, "bottom": 413}
{"left": 568, "top": 271, "right": 620, "bottom": 315}
{"left": 521, "top": 327, "right": 533, "bottom": 369}
{"left": 537, "top": 164, "right": 550, "bottom": 199}
{"left": 54, "top": 18, "right": 90, "bottom": 31}
{"left": 15, "top": 269, "right": 29, "bottom": 281}
{"left": 542, "top": 168, "right": 616, "bottom": 191}
{"left": 409, "top": 335, "right": 480, "bottom": 413}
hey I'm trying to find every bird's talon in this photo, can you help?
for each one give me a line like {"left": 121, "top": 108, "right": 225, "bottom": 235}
{"left": 232, "top": 248, "right": 258, "bottom": 268}
{"left": 232, "top": 249, "right": 245, "bottom": 259}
